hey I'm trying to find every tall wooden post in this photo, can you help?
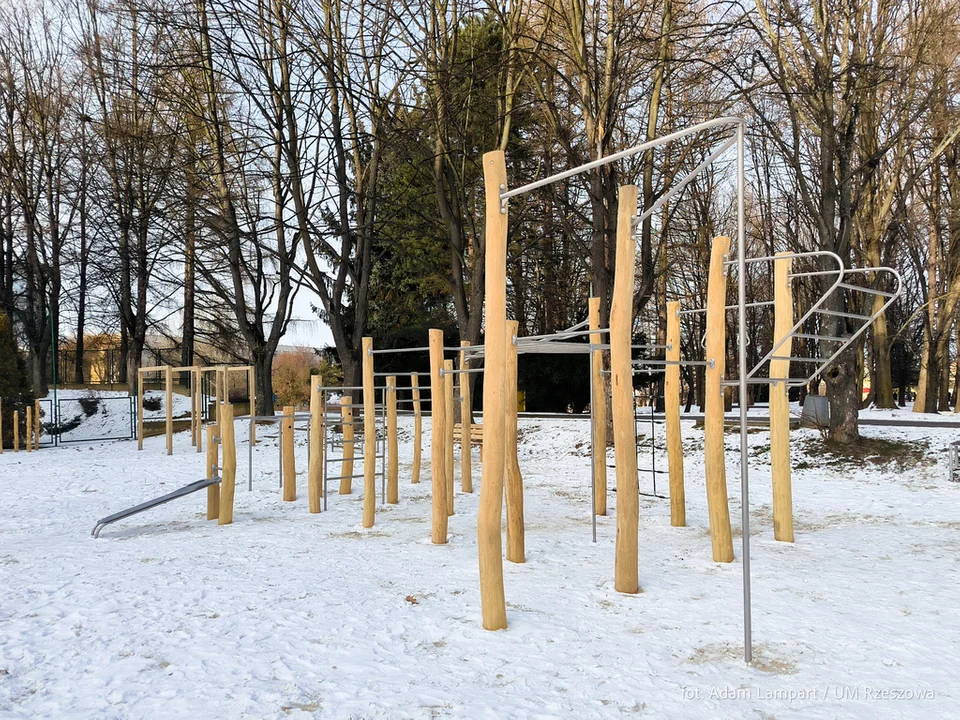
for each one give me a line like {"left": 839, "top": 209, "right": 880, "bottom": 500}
{"left": 478, "top": 150, "right": 508, "bottom": 629}
{"left": 458, "top": 343, "right": 473, "bottom": 493}
{"left": 504, "top": 320, "right": 525, "bottom": 563}
{"left": 309, "top": 376, "right": 324, "bottom": 513}
{"left": 429, "top": 330, "right": 448, "bottom": 543}
{"left": 137, "top": 369, "right": 144, "bottom": 450}
{"left": 0, "top": 400, "right": 3, "bottom": 454}
{"left": 665, "top": 300, "right": 686, "bottom": 527}
{"left": 443, "top": 360, "right": 455, "bottom": 515}
{"left": 13, "top": 410, "right": 19, "bottom": 452}
{"left": 771, "top": 252, "right": 794, "bottom": 542}
{"left": 386, "top": 375, "right": 399, "bottom": 504}
{"left": 165, "top": 365, "right": 173, "bottom": 456}
{"left": 248, "top": 365, "right": 257, "bottom": 445}
{"left": 411, "top": 373, "right": 422, "bottom": 484}
{"left": 704, "top": 235, "right": 735, "bottom": 562}
{"left": 33, "top": 400, "right": 40, "bottom": 447}
{"left": 193, "top": 367, "right": 202, "bottom": 452}
{"left": 362, "top": 337, "right": 376, "bottom": 528}
{"left": 341, "top": 396, "right": 354, "bottom": 494}
{"left": 589, "top": 297, "right": 607, "bottom": 516}
{"left": 218, "top": 403, "right": 236, "bottom": 525}
{"left": 611, "top": 185, "right": 640, "bottom": 594}
{"left": 206, "top": 424, "right": 219, "bottom": 520}
{"left": 25, "top": 405, "right": 32, "bottom": 452}
{"left": 282, "top": 404, "right": 296, "bottom": 501}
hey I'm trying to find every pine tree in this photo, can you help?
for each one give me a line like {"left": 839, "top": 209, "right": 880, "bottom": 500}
{"left": 0, "top": 312, "right": 34, "bottom": 449}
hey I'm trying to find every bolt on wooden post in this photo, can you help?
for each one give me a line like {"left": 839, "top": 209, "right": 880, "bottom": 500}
{"left": 386, "top": 375, "right": 399, "bottom": 504}
{"left": 411, "top": 373, "right": 422, "bottom": 484}
{"left": 610, "top": 184, "right": 640, "bottom": 594}
{"left": 589, "top": 297, "right": 607, "bottom": 516}
{"left": 703, "top": 235, "right": 735, "bottom": 563}
{"left": 282, "top": 405, "right": 296, "bottom": 501}
{"left": 665, "top": 300, "right": 686, "bottom": 527}
{"left": 504, "top": 319, "right": 525, "bottom": 564}
{"left": 428, "top": 329, "right": 448, "bottom": 543}
{"left": 361, "top": 337, "right": 376, "bottom": 528}
{"left": 770, "top": 252, "right": 794, "bottom": 542}
{"left": 478, "top": 150, "right": 508, "bottom": 630}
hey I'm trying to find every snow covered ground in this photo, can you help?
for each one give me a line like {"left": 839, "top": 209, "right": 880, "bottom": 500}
{"left": 1, "top": 414, "right": 958, "bottom": 718}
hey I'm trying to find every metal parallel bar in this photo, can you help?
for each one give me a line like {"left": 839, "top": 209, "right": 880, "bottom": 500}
{"left": 677, "top": 307, "right": 706, "bottom": 315}
{"left": 325, "top": 386, "right": 367, "bottom": 391}
{"left": 815, "top": 308, "right": 873, "bottom": 321}
{"left": 725, "top": 301, "right": 773, "bottom": 310}
{"left": 727, "top": 249, "right": 839, "bottom": 267}
{"left": 769, "top": 356, "right": 825, "bottom": 364}
{"left": 500, "top": 116, "right": 743, "bottom": 200}
{"left": 440, "top": 367, "right": 484, "bottom": 376}
{"left": 837, "top": 282, "right": 898, "bottom": 298}
{"left": 324, "top": 472, "right": 368, "bottom": 482}
{"left": 788, "top": 270, "right": 840, "bottom": 278}
{"left": 793, "top": 333, "right": 847, "bottom": 342}
{"left": 370, "top": 347, "right": 429, "bottom": 355}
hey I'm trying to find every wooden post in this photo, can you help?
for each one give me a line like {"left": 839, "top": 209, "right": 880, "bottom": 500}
{"left": 443, "top": 360, "right": 455, "bottom": 515}
{"left": 478, "top": 150, "right": 508, "bottom": 629}
{"left": 428, "top": 328, "right": 448, "bottom": 544}
{"left": 0, "top": 399, "right": 3, "bottom": 454}
{"left": 282, "top": 404, "right": 296, "bottom": 501}
{"left": 386, "top": 375, "right": 399, "bottom": 504}
{"left": 340, "top": 396, "right": 355, "bottom": 494}
{"left": 411, "top": 373, "right": 422, "bottom": 484}
{"left": 309, "top": 375, "right": 323, "bottom": 513}
{"left": 611, "top": 184, "right": 640, "bottom": 594}
{"left": 248, "top": 365, "right": 257, "bottom": 445}
{"left": 459, "top": 342, "right": 473, "bottom": 493}
{"left": 206, "top": 424, "right": 219, "bottom": 520}
{"left": 589, "top": 297, "right": 607, "bottom": 516}
{"left": 194, "top": 367, "right": 202, "bottom": 453}
{"left": 218, "top": 403, "right": 236, "bottom": 525}
{"left": 665, "top": 300, "right": 686, "bottom": 527}
{"left": 137, "top": 369, "right": 144, "bottom": 450}
{"left": 504, "top": 319, "right": 524, "bottom": 563}
{"left": 771, "top": 252, "right": 794, "bottom": 542}
{"left": 13, "top": 410, "right": 19, "bottom": 452}
{"left": 25, "top": 405, "right": 32, "bottom": 452}
{"left": 362, "top": 336, "right": 376, "bottom": 528}
{"left": 704, "top": 235, "right": 735, "bottom": 562}
{"left": 33, "top": 400, "right": 40, "bottom": 447}
{"left": 165, "top": 365, "right": 173, "bottom": 456}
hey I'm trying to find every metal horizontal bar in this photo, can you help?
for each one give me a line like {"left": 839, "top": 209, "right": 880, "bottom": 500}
{"left": 793, "top": 333, "right": 847, "bottom": 342}
{"left": 788, "top": 270, "right": 839, "bottom": 278}
{"left": 837, "top": 282, "right": 898, "bottom": 298}
{"left": 722, "top": 378, "right": 805, "bottom": 386}
{"left": 770, "top": 356, "right": 825, "bottom": 364}
{"left": 324, "top": 472, "right": 369, "bottom": 481}
{"left": 815, "top": 308, "right": 872, "bottom": 321}
{"left": 725, "top": 301, "right": 774, "bottom": 310}
{"left": 440, "top": 367, "right": 484, "bottom": 376}
{"left": 370, "top": 347, "right": 429, "bottom": 354}
{"left": 500, "top": 117, "right": 743, "bottom": 200}
{"left": 677, "top": 307, "right": 706, "bottom": 315}
{"left": 324, "top": 386, "right": 366, "bottom": 392}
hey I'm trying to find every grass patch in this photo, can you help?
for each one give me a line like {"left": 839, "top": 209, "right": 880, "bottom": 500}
{"left": 795, "top": 436, "right": 931, "bottom": 472}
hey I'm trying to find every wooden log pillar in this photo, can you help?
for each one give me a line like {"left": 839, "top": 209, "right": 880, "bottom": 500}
{"left": 459, "top": 343, "right": 473, "bottom": 493}
{"left": 443, "top": 360, "right": 455, "bottom": 515}
{"left": 13, "top": 410, "right": 19, "bottom": 452}
{"left": 504, "top": 319, "right": 524, "bottom": 563}
{"left": 25, "top": 405, "right": 32, "bottom": 452}
{"left": 206, "top": 424, "right": 219, "bottom": 520}
{"left": 610, "top": 184, "right": 640, "bottom": 594}
{"left": 248, "top": 365, "right": 257, "bottom": 445}
{"left": 340, "top": 396, "right": 354, "bottom": 493}
{"left": 703, "top": 235, "right": 735, "bottom": 562}
{"left": 361, "top": 336, "right": 376, "bottom": 528}
{"left": 282, "top": 404, "right": 296, "bottom": 501}
{"left": 193, "top": 366, "right": 202, "bottom": 452}
{"left": 33, "top": 400, "right": 40, "bottom": 447}
{"left": 771, "top": 252, "right": 794, "bottom": 542}
{"left": 309, "top": 375, "right": 324, "bottom": 513}
{"left": 411, "top": 373, "right": 422, "bottom": 484}
{"left": 589, "top": 297, "right": 607, "bottom": 516}
{"left": 429, "top": 330, "right": 448, "bottom": 543}
{"left": 137, "top": 369, "right": 144, "bottom": 450}
{"left": 386, "top": 375, "right": 399, "bottom": 504}
{"left": 165, "top": 365, "right": 173, "bottom": 456}
{"left": 0, "top": 400, "right": 3, "bottom": 454}
{"left": 218, "top": 403, "right": 236, "bottom": 525}
{"left": 665, "top": 300, "right": 686, "bottom": 527}
{"left": 478, "top": 150, "right": 508, "bottom": 629}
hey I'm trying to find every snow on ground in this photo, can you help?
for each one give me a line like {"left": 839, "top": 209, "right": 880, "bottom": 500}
{"left": 1, "top": 414, "right": 959, "bottom": 718}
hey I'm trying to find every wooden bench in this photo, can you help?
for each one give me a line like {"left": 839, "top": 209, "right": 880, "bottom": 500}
{"left": 453, "top": 423, "right": 483, "bottom": 456}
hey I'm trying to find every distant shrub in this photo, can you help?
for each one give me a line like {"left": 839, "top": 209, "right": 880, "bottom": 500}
{"left": 143, "top": 396, "right": 162, "bottom": 412}
{"left": 78, "top": 396, "right": 100, "bottom": 417}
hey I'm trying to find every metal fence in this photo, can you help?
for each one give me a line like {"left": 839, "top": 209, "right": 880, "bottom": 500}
{"left": 33, "top": 395, "right": 138, "bottom": 446}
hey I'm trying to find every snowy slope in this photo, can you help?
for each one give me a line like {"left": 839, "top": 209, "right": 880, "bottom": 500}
{"left": 1, "top": 415, "right": 958, "bottom": 718}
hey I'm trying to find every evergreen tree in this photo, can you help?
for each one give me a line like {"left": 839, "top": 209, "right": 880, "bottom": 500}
{"left": 0, "top": 312, "right": 34, "bottom": 449}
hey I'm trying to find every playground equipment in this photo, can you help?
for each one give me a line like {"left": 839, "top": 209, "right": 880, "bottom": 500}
{"left": 0, "top": 399, "right": 42, "bottom": 453}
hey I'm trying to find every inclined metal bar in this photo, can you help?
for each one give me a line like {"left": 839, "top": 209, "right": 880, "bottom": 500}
{"left": 500, "top": 117, "right": 743, "bottom": 200}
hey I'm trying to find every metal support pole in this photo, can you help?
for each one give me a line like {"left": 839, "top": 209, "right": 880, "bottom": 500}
{"left": 737, "top": 120, "right": 753, "bottom": 665}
